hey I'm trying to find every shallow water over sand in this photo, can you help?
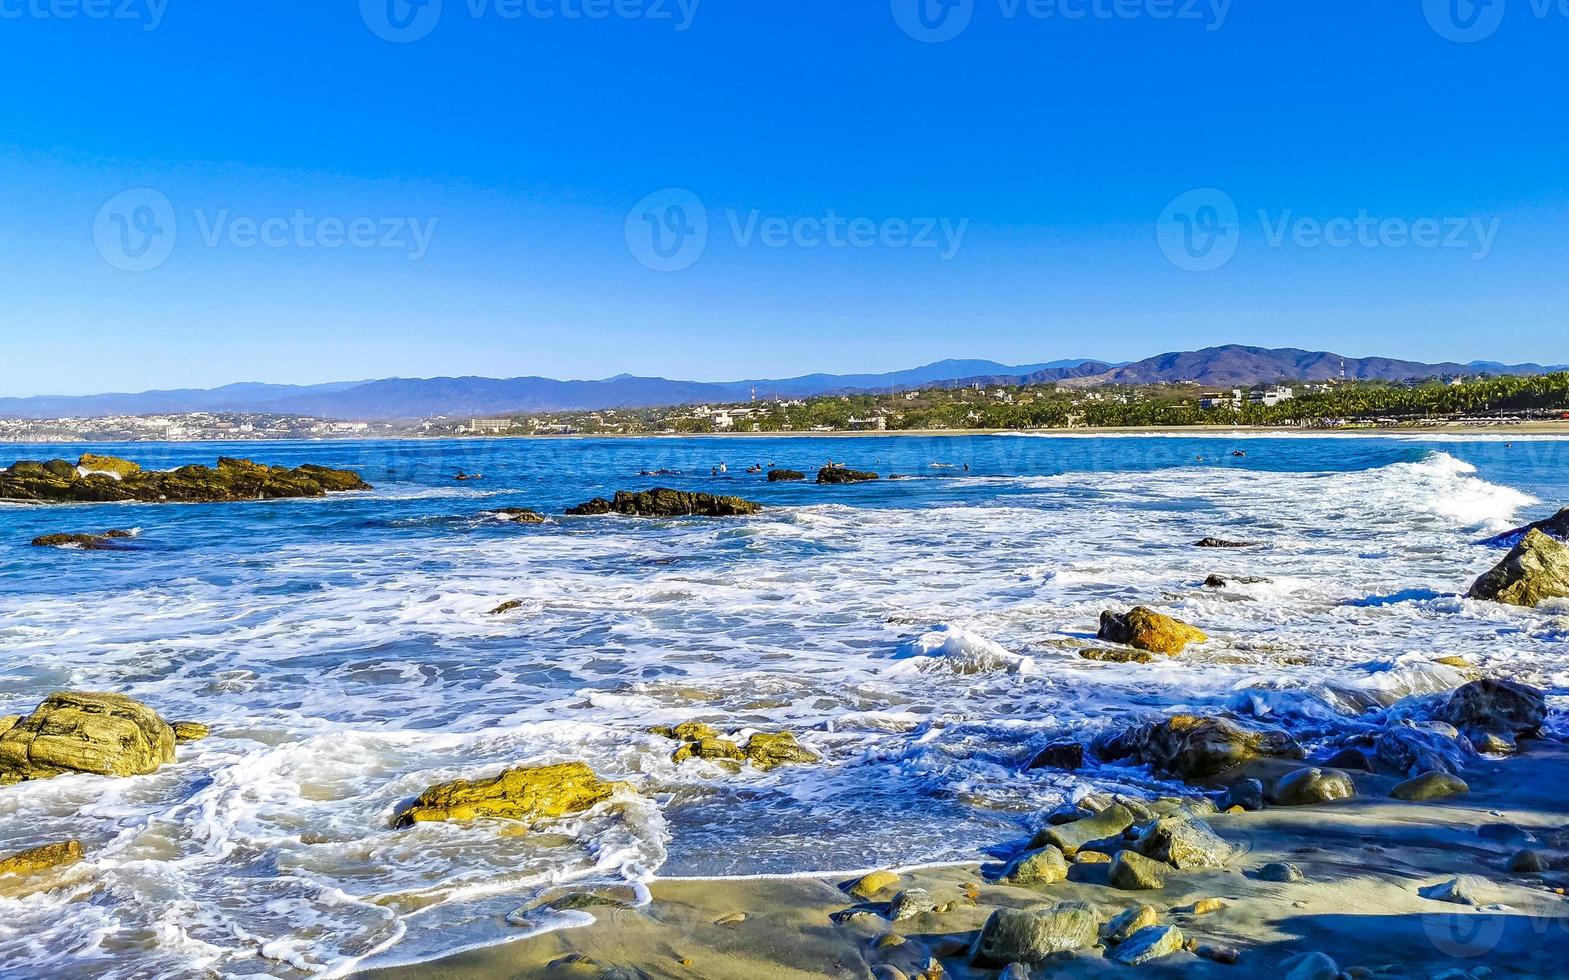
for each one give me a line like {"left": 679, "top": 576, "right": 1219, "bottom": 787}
{"left": 2, "top": 434, "right": 1566, "bottom": 977}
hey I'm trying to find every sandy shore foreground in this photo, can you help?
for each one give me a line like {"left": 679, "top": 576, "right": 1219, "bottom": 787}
{"left": 363, "top": 744, "right": 1569, "bottom": 979}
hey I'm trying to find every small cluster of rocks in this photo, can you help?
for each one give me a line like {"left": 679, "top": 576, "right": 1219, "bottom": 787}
{"left": 650, "top": 721, "right": 820, "bottom": 771}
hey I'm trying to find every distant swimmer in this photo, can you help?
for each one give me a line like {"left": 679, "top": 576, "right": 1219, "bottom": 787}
{"left": 455, "top": 470, "right": 483, "bottom": 481}
{"left": 746, "top": 464, "right": 763, "bottom": 474}
{"left": 963, "top": 463, "right": 970, "bottom": 472}
{"left": 719, "top": 462, "right": 728, "bottom": 474}
{"left": 1232, "top": 450, "right": 1246, "bottom": 457}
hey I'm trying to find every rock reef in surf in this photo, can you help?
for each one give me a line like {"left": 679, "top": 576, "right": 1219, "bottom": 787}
{"left": 816, "top": 466, "right": 879, "bottom": 484}
{"left": 1093, "top": 715, "right": 1304, "bottom": 780}
{"left": 565, "top": 488, "right": 761, "bottom": 517}
{"left": 0, "top": 691, "right": 185, "bottom": 784}
{"left": 767, "top": 469, "right": 806, "bottom": 482}
{"left": 30, "top": 530, "right": 136, "bottom": 550}
{"left": 653, "top": 723, "right": 820, "bottom": 771}
{"left": 0, "top": 455, "right": 370, "bottom": 504}
{"left": 1096, "top": 607, "right": 1208, "bottom": 656}
{"left": 395, "top": 761, "right": 627, "bottom": 827}
{"left": 1468, "top": 529, "right": 1569, "bottom": 607}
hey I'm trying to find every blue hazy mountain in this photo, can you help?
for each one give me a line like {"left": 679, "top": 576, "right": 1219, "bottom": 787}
{"left": 1, "top": 349, "right": 1562, "bottom": 421}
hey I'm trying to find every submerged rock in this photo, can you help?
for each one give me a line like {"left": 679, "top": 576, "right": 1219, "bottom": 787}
{"left": 0, "top": 692, "right": 176, "bottom": 783}
{"left": 0, "top": 840, "right": 84, "bottom": 878}
{"left": 489, "top": 600, "right": 525, "bottom": 615}
{"left": 1391, "top": 771, "right": 1469, "bottom": 802}
{"left": 656, "top": 724, "right": 818, "bottom": 770}
{"left": 395, "top": 761, "right": 625, "bottom": 827}
{"left": 1096, "top": 607, "right": 1207, "bottom": 655}
{"left": 1094, "top": 715, "right": 1303, "bottom": 780}
{"left": 1204, "top": 574, "right": 1271, "bottom": 588}
{"left": 30, "top": 532, "right": 134, "bottom": 551}
{"left": 493, "top": 508, "right": 547, "bottom": 524}
{"left": 816, "top": 466, "right": 879, "bottom": 484}
{"left": 2, "top": 455, "right": 370, "bottom": 504}
{"left": 1195, "top": 537, "right": 1260, "bottom": 548}
{"left": 1026, "top": 741, "right": 1084, "bottom": 771}
{"left": 970, "top": 906, "right": 1098, "bottom": 966}
{"left": 565, "top": 488, "right": 761, "bottom": 518}
{"left": 1270, "top": 767, "right": 1355, "bottom": 806}
{"left": 766, "top": 469, "right": 806, "bottom": 482}
{"left": 1468, "top": 529, "right": 1569, "bottom": 607}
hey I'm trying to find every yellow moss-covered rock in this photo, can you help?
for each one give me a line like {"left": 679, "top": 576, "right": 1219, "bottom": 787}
{"left": 742, "top": 731, "right": 819, "bottom": 770}
{"left": 650, "top": 721, "right": 723, "bottom": 742}
{"left": 0, "top": 692, "right": 176, "bottom": 783}
{"left": 1097, "top": 607, "right": 1208, "bottom": 656}
{"left": 849, "top": 870, "right": 902, "bottom": 900}
{"left": 171, "top": 721, "right": 210, "bottom": 743}
{"left": 672, "top": 737, "right": 746, "bottom": 764}
{"left": 77, "top": 453, "right": 142, "bottom": 479}
{"left": 395, "top": 761, "right": 625, "bottom": 828}
{"left": 0, "top": 840, "right": 84, "bottom": 878}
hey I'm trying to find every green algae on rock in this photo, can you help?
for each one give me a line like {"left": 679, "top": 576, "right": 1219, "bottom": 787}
{"left": 565, "top": 488, "right": 761, "bottom": 517}
{"left": 395, "top": 761, "right": 626, "bottom": 827}
{"left": 0, "top": 692, "right": 177, "bottom": 783}
{"left": 1, "top": 454, "right": 370, "bottom": 504}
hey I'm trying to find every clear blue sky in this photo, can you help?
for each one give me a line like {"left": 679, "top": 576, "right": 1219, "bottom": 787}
{"left": 1, "top": 1, "right": 1566, "bottom": 396}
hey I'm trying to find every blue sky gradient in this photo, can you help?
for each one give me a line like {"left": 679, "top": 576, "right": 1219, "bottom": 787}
{"left": 1, "top": 1, "right": 1565, "bottom": 396}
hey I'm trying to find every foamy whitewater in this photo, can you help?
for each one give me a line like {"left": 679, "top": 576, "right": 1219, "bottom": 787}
{"left": 2, "top": 435, "right": 1568, "bottom": 978}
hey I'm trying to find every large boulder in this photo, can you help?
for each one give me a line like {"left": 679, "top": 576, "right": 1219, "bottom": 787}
{"left": 1096, "top": 607, "right": 1207, "bottom": 655}
{"left": 1132, "top": 816, "right": 1234, "bottom": 870}
{"left": 1094, "top": 715, "right": 1303, "bottom": 780}
{"left": 1468, "top": 529, "right": 1569, "bottom": 607}
{"left": 0, "top": 692, "right": 176, "bottom": 783}
{"left": 970, "top": 906, "right": 1098, "bottom": 967}
{"left": 0, "top": 455, "right": 370, "bottom": 504}
{"left": 395, "top": 761, "right": 625, "bottom": 827}
{"left": 0, "top": 840, "right": 84, "bottom": 878}
{"left": 1437, "top": 679, "right": 1547, "bottom": 739}
{"left": 767, "top": 469, "right": 806, "bottom": 482}
{"left": 565, "top": 488, "right": 761, "bottom": 518}
{"left": 816, "top": 466, "right": 879, "bottom": 485}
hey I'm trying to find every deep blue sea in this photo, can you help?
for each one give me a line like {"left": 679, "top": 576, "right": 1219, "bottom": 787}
{"left": 2, "top": 434, "right": 1567, "bottom": 977}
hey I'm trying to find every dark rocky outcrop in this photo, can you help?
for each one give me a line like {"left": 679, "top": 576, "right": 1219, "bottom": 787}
{"left": 1468, "top": 529, "right": 1569, "bottom": 607}
{"left": 1195, "top": 538, "right": 1261, "bottom": 548}
{"left": 30, "top": 531, "right": 135, "bottom": 550}
{"left": 395, "top": 761, "right": 626, "bottom": 827}
{"left": 1, "top": 455, "right": 370, "bottom": 504}
{"left": 1204, "top": 574, "right": 1271, "bottom": 588}
{"left": 1094, "top": 715, "right": 1304, "bottom": 780}
{"left": 492, "top": 508, "right": 547, "bottom": 524}
{"left": 1437, "top": 679, "right": 1547, "bottom": 740}
{"left": 565, "top": 488, "right": 761, "bottom": 518}
{"left": 1483, "top": 507, "right": 1569, "bottom": 546}
{"left": 767, "top": 469, "right": 806, "bottom": 482}
{"left": 816, "top": 466, "right": 879, "bottom": 484}
{"left": 0, "top": 692, "right": 178, "bottom": 783}
{"left": 1096, "top": 607, "right": 1207, "bottom": 655}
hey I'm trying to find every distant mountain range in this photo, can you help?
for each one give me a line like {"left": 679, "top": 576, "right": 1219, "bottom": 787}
{"left": 3, "top": 347, "right": 1563, "bottom": 421}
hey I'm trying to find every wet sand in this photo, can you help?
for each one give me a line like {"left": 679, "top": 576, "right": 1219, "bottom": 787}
{"left": 363, "top": 743, "right": 1569, "bottom": 979}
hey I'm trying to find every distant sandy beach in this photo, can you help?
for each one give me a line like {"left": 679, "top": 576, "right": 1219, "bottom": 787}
{"left": 362, "top": 743, "right": 1569, "bottom": 979}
